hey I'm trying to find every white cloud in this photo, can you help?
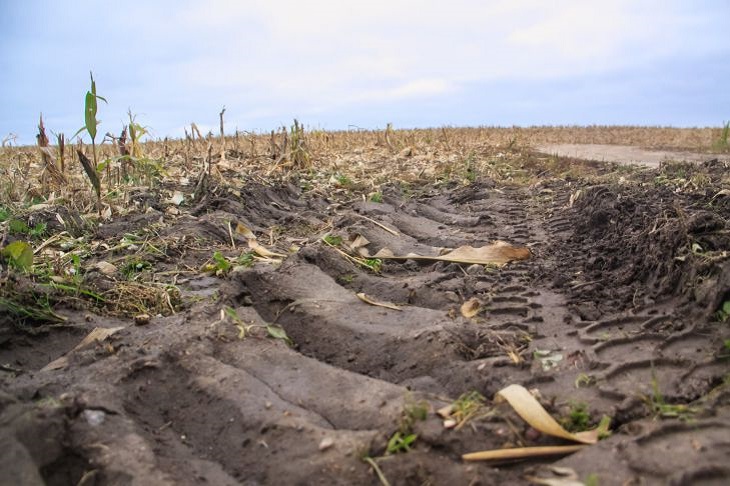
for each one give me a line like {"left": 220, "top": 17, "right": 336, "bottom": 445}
{"left": 3, "top": 0, "right": 728, "bottom": 142}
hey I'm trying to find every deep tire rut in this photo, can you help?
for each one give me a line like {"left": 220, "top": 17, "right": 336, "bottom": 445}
{"left": 2, "top": 178, "right": 729, "bottom": 485}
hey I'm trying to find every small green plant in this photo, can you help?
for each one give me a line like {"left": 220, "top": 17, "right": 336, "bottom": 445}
{"left": 335, "top": 174, "right": 353, "bottom": 188}
{"left": 584, "top": 473, "right": 600, "bottom": 486}
{"left": 463, "top": 153, "right": 478, "bottom": 183}
{"left": 338, "top": 273, "right": 355, "bottom": 284}
{"left": 364, "top": 258, "right": 382, "bottom": 273}
{"left": 121, "top": 258, "right": 152, "bottom": 278}
{"left": 715, "top": 300, "right": 730, "bottom": 322}
{"left": 1, "top": 241, "right": 33, "bottom": 272}
{"left": 450, "top": 391, "right": 489, "bottom": 429}
{"left": 575, "top": 373, "right": 596, "bottom": 388}
{"left": 73, "top": 72, "right": 107, "bottom": 214}
{"left": 211, "top": 251, "right": 232, "bottom": 274}
{"left": 561, "top": 402, "right": 591, "bottom": 432}
{"left": 323, "top": 234, "right": 343, "bottom": 246}
{"left": 236, "top": 252, "right": 255, "bottom": 267}
{"left": 369, "top": 192, "right": 383, "bottom": 203}
{"left": 73, "top": 71, "right": 107, "bottom": 168}
{"left": 223, "top": 306, "right": 293, "bottom": 345}
{"left": 645, "top": 372, "right": 697, "bottom": 419}
{"left": 0, "top": 206, "right": 10, "bottom": 222}
{"left": 386, "top": 431, "right": 417, "bottom": 455}
{"left": 8, "top": 220, "right": 46, "bottom": 239}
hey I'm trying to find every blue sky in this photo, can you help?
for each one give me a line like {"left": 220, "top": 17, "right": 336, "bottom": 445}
{"left": 1, "top": 1, "right": 729, "bottom": 145}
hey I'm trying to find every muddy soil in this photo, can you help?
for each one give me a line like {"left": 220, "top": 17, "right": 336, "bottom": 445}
{"left": 2, "top": 154, "right": 730, "bottom": 485}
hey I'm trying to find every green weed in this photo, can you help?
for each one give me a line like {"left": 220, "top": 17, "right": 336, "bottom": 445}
{"left": 8, "top": 220, "right": 46, "bottom": 239}
{"left": 323, "top": 234, "right": 343, "bottom": 246}
{"left": 211, "top": 251, "right": 232, "bottom": 274}
{"left": 385, "top": 431, "right": 417, "bottom": 455}
{"left": 223, "top": 306, "right": 293, "bottom": 345}
{"left": 338, "top": 273, "right": 355, "bottom": 284}
{"left": 645, "top": 372, "right": 697, "bottom": 420}
{"left": 364, "top": 258, "right": 382, "bottom": 273}
{"left": 584, "top": 473, "right": 600, "bottom": 486}
{"left": 369, "top": 192, "right": 383, "bottom": 203}
{"left": 450, "top": 391, "right": 489, "bottom": 429}
{"left": 335, "top": 174, "right": 353, "bottom": 188}
{"left": 236, "top": 252, "right": 255, "bottom": 267}
{"left": 1, "top": 241, "right": 33, "bottom": 272}
{"left": 575, "top": 373, "right": 596, "bottom": 388}
{"left": 561, "top": 402, "right": 591, "bottom": 432}
{"left": 121, "top": 258, "right": 152, "bottom": 279}
{"left": 715, "top": 300, "right": 730, "bottom": 322}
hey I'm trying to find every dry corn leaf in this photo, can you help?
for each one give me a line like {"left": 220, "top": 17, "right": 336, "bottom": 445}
{"left": 235, "top": 222, "right": 256, "bottom": 239}
{"left": 247, "top": 239, "right": 286, "bottom": 258}
{"left": 461, "top": 297, "right": 482, "bottom": 318}
{"left": 463, "top": 445, "right": 585, "bottom": 462}
{"left": 496, "top": 384, "right": 601, "bottom": 444}
{"left": 374, "top": 241, "right": 531, "bottom": 266}
{"left": 462, "top": 384, "right": 608, "bottom": 462}
{"left": 42, "top": 326, "right": 125, "bottom": 371}
{"left": 356, "top": 292, "right": 402, "bottom": 311}
{"left": 347, "top": 233, "right": 371, "bottom": 255}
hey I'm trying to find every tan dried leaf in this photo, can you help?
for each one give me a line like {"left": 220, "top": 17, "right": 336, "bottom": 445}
{"left": 460, "top": 297, "right": 482, "bottom": 318}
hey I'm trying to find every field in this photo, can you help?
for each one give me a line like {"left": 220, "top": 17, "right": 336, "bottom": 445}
{"left": 1, "top": 124, "right": 730, "bottom": 485}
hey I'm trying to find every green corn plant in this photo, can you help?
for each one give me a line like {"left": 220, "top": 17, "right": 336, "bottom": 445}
{"left": 73, "top": 72, "right": 107, "bottom": 168}
{"left": 73, "top": 72, "right": 107, "bottom": 213}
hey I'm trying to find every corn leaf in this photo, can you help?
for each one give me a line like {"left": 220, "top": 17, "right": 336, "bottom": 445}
{"left": 2, "top": 240, "right": 33, "bottom": 271}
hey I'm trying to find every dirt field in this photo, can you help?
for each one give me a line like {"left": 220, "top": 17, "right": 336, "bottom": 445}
{"left": 1, "top": 127, "right": 729, "bottom": 485}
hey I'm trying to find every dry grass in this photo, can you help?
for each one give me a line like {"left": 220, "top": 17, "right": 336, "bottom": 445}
{"left": 0, "top": 124, "right": 724, "bottom": 323}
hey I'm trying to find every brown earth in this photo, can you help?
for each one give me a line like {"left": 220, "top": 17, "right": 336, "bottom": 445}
{"left": 1, "top": 143, "right": 730, "bottom": 485}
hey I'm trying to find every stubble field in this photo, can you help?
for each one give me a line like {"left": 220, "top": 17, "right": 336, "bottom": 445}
{"left": 1, "top": 125, "right": 729, "bottom": 485}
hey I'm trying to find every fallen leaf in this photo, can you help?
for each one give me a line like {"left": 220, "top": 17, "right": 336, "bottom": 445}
{"left": 463, "top": 445, "right": 585, "bottom": 462}
{"left": 356, "top": 292, "right": 402, "bottom": 311}
{"left": 248, "top": 239, "right": 286, "bottom": 258}
{"left": 495, "top": 384, "right": 601, "bottom": 444}
{"left": 462, "top": 384, "right": 610, "bottom": 462}
{"left": 93, "top": 261, "right": 117, "bottom": 275}
{"left": 347, "top": 234, "right": 371, "bottom": 256}
{"left": 374, "top": 241, "right": 531, "bottom": 266}
{"left": 461, "top": 297, "right": 482, "bottom": 318}
{"left": 236, "top": 222, "right": 256, "bottom": 239}
{"left": 42, "top": 326, "right": 124, "bottom": 371}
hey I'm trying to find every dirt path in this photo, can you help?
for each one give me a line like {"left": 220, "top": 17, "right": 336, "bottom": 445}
{"left": 536, "top": 143, "right": 729, "bottom": 167}
{"left": 2, "top": 166, "right": 730, "bottom": 484}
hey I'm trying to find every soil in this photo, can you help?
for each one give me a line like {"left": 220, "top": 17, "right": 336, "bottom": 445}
{"left": 2, "top": 145, "right": 730, "bottom": 485}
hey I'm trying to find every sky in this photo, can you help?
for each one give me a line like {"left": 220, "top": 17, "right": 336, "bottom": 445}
{"left": 1, "top": 0, "right": 729, "bottom": 145}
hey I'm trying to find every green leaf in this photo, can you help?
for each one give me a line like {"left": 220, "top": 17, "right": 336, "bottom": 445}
{"left": 266, "top": 325, "right": 293, "bottom": 345}
{"left": 72, "top": 126, "right": 87, "bottom": 140}
{"left": 2, "top": 240, "right": 33, "bottom": 271}
{"left": 85, "top": 91, "right": 97, "bottom": 141}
